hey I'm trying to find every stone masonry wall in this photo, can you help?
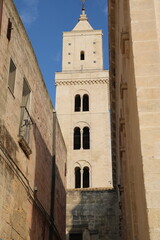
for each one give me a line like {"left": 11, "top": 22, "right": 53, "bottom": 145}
{"left": 54, "top": 117, "right": 67, "bottom": 240}
{"left": 0, "top": 1, "right": 67, "bottom": 240}
{"left": 66, "top": 189, "right": 119, "bottom": 240}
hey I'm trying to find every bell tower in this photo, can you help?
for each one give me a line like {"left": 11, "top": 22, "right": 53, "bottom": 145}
{"left": 56, "top": 5, "right": 119, "bottom": 240}
{"left": 56, "top": 7, "right": 112, "bottom": 189}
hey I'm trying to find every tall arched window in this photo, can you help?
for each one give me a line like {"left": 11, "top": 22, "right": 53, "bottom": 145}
{"left": 83, "top": 127, "right": 90, "bottom": 149}
{"left": 75, "top": 95, "right": 81, "bottom": 112}
{"left": 83, "top": 167, "right": 89, "bottom": 188}
{"left": 83, "top": 94, "right": 89, "bottom": 111}
{"left": 75, "top": 167, "right": 81, "bottom": 188}
{"left": 80, "top": 51, "right": 85, "bottom": 60}
{"left": 74, "top": 127, "right": 81, "bottom": 149}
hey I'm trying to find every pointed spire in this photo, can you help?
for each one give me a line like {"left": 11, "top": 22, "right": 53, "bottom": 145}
{"left": 72, "top": 0, "right": 93, "bottom": 31}
{"left": 79, "top": 0, "right": 88, "bottom": 22}
{"left": 81, "top": 0, "right": 85, "bottom": 11}
{"left": 81, "top": 0, "right": 85, "bottom": 14}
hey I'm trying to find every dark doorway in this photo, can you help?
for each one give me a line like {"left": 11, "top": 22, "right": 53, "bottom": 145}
{"left": 70, "top": 233, "right": 82, "bottom": 240}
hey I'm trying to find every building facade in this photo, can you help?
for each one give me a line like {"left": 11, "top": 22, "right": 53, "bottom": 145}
{"left": 109, "top": 0, "right": 160, "bottom": 239}
{"left": 0, "top": 1, "right": 66, "bottom": 240}
{"left": 56, "top": 8, "right": 119, "bottom": 240}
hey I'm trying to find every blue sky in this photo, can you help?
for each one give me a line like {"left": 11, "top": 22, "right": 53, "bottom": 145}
{"left": 13, "top": 0, "right": 109, "bottom": 107}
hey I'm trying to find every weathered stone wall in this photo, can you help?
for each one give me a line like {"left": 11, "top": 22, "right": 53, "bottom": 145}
{"left": 109, "top": 0, "right": 160, "bottom": 239}
{"left": 66, "top": 189, "right": 119, "bottom": 240}
{"left": 0, "top": 0, "right": 66, "bottom": 240}
{"left": 54, "top": 116, "right": 67, "bottom": 240}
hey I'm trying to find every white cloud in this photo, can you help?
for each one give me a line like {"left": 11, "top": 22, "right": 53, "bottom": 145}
{"left": 19, "top": 0, "right": 39, "bottom": 26}
{"left": 103, "top": 4, "right": 108, "bottom": 17}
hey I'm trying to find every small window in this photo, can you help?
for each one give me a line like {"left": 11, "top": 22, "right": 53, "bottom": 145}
{"left": 80, "top": 51, "right": 85, "bottom": 60}
{"left": 75, "top": 167, "right": 81, "bottom": 188}
{"left": 68, "top": 62, "right": 71, "bottom": 64}
{"left": 75, "top": 94, "right": 81, "bottom": 112}
{"left": 74, "top": 127, "right": 81, "bottom": 150}
{"left": 8, "top": 59, "right": 16, "bottom": 94}
{"left": 0, "top": 0, "right": 3, "bottom": 33}
{"left": 7, "top": 18, "right": 12, "bottom": 41}
{"left": 93, "top": 61, "right": 96, "bottom": 63}
{"left": 83, "top": 94, "right": 89, "bottom": 111}
{"left": 93, "top": 51, "right": 96, "bottom": 54}
{"left": 83, "top": 167, "right": 89, "bottom": 188}
{"left": 22, "top": 79, "right": 31, "bottom": 108}
{"left": 93, "top": 42, "right": 96, "bottom": 44}
{"left": 68, "top": 52, "right": 71, "bottom": 55}
{"left": 68, "top": 43, "right": 71, "bottom": 45}
{"left": 83, "top": 127, "right": 90, "bottom": 149}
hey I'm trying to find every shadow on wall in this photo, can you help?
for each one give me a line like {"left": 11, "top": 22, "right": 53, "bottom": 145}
{"left": 29, "top": 122, "right": 66, "bottom": 240}
{"left": 66, "top": 189, "right": 119, "bottom": 240}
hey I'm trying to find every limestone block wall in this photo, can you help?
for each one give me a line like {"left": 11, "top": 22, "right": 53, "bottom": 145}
{"left": 62, "top": 31, "right": 103, "bottom": 71}
{"left": 66, "top": 189, "right": 119, "bottom": 240}
{"left": 109, "top": 0, "right": 160, "bottom": 239}
{"left": 0, "top": 0, "right": 66, "bottom": 240}
{"left": 54, "top": 116, "right": 67, "bottom": 240}
{"left": 56, "top": 71, "right": 112, "bottom": 189}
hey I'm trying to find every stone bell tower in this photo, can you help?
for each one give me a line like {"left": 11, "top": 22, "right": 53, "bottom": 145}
{"left": 55, "top": 6, "right": 118, "bottom": 240}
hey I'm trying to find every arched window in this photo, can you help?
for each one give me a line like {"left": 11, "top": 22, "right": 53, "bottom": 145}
{"left": 75, "top": 95, "right": 81, "bottom": 112}
{"left": 83, "top": 127, "right": 90, "bottom": 149}
{"left": 83, "top": 167, "right": 89, "bottom": 188}
{"left": 83, "top": 94, "right": 89, "bottom": 111}
{"left": 80, "top": 51, "right": 85, "bottom": 60}
{"left": 74, "top": 127, "right": 81, "bottom": 149}
{"left": 75, "top": 167, "right": 81, "bottom": 188}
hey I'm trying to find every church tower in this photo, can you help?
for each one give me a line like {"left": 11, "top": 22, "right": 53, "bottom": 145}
{"left": 56, "top": 6, "right": 118, "bottom": 240}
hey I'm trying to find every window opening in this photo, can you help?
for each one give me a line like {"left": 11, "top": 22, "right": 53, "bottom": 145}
{"left": 75, "top": 95, "right": 81, "bottom": 112}
{"left": 70, "top": 233, "right": 82, "bottom": 240}
{"left": 19, "top": 79, "right": 31, "bottom": 144}
{"left": 7, "top": 18, "right": 12, "bottom": 41}
{"left": 74, "top": 127, "right": 81, "bottom": 149}
{"left": 75, "top": 167, "right": 81, "bottom": 188}
{"left": 83, "top": 94, "right": 89, "bottom": 111}
{"left": 80, "top": 51, "right": 85, "bottom": 60}
{"left": 83, "top": 167, "right": 89, "bottom": 188}
{"left": 83, "top": 127, "right": 90, "bottom": 149}
{"left": 8, "top": 58, "right": 16, "bottom": 94}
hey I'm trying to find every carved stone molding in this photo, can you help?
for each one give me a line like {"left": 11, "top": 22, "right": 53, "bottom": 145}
{"left": 55, "top": 79, "right": 109, "bottom": 86}
{"left": 121, "top": 31, "right": 130, "bottom": 57}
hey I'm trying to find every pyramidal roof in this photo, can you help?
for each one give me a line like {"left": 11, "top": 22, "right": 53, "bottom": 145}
{"left": 72, "top": 9, "right": 93, "bottom": 31}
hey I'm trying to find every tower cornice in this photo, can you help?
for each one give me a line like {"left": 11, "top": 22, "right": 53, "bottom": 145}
{"left": 55, "top": 78, "right": 109, "bottom": 86}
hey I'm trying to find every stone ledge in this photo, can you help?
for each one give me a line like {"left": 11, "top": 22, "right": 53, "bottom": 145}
{"left": 67, "top": 187, "right": 115, "bottom": 192}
